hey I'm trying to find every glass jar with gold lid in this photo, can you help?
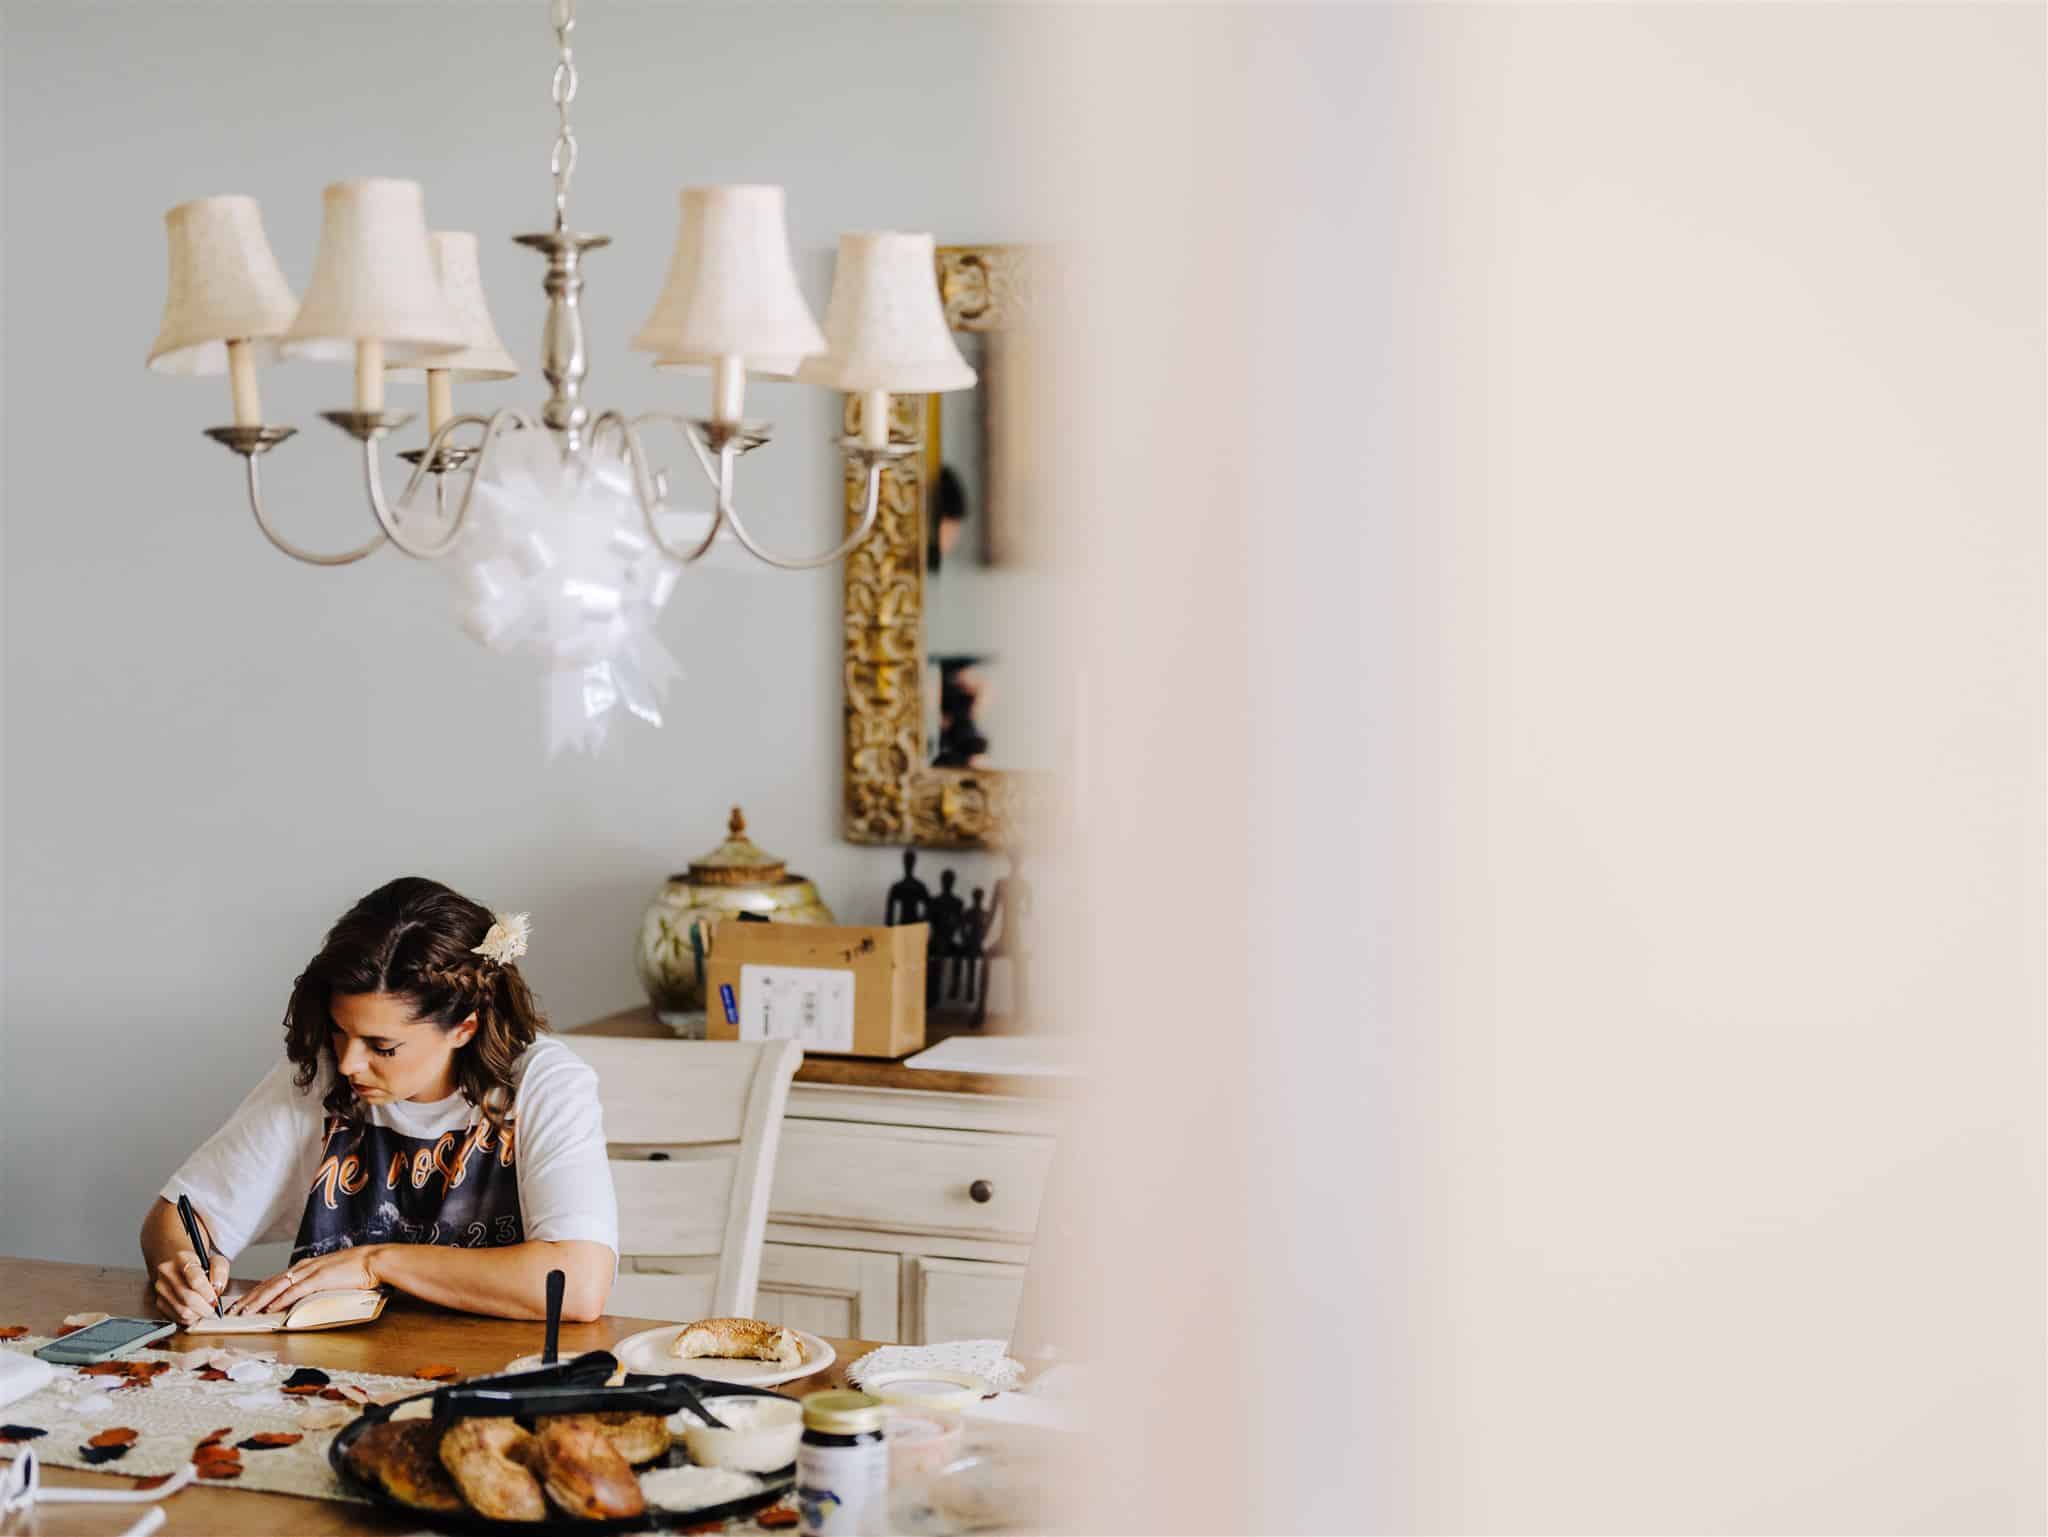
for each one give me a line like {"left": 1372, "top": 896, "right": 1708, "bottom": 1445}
{"left": 634, "top": 806, "right": 836, "bottom": 1029}
{"left": 797, "top": 1391, "right": 887, "bottom": 1536}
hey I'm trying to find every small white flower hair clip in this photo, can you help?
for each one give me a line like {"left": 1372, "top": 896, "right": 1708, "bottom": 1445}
{"left": 473, "top": 911, "right": 531, "bottom": 966}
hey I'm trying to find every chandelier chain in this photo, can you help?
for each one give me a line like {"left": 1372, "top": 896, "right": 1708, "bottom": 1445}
{"left": 548, "top": 0, "right": 578, "bottom": 229}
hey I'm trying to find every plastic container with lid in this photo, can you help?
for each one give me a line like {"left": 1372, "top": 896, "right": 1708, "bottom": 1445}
{"left": 797, "top": 1390, "right": 888, "bottom": 1535}
{"left": 884, "top": 1407, "right": 964, "bottom": 1485}
{"left": 859, "top": 1368, "right": 988, "bottom": 1414}
{"left": 860, "top": 1369, "right": 979, "bottom": 1490}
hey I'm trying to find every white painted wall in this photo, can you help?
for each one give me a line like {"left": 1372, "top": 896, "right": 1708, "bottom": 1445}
{"left": 0, "top": 1, "right": 1019, "bottom": 1267}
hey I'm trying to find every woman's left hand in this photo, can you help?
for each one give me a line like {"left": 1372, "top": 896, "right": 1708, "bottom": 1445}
{"left": 227, "top": 1246, "right": 383, "bottom": 1315}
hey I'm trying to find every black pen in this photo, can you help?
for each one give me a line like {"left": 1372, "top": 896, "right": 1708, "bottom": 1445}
{"left": 175, "top": 1193, "right": 224, "bottom": 1317}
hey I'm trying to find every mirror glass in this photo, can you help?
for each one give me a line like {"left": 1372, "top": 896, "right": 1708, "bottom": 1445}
{"left": 923, "top": 331, "right": 1054, "bottom": 771}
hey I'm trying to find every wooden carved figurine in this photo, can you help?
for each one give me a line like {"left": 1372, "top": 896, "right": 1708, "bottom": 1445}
{"left": 957, "top": 887, "right": 991, "bottom": 1021}
{"left": 926, "top": 869, "right": 965, "bottom": 1006}
{"left": 885, "top": 850, "right": 931, "bottom": 926}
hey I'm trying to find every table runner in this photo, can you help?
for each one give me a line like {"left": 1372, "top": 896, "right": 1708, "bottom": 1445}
{"left": 0, "top": 1336, "right": 425, "bottom": 1502}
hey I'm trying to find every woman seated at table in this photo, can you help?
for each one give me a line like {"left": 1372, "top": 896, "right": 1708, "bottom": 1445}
{"left": 140, "top": 877, "right": 618, "bottom": 1325}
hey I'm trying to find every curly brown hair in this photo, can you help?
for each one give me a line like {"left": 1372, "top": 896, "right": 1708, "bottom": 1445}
{"left": 283, "top": 877, "right": 546, "bottom": 1130}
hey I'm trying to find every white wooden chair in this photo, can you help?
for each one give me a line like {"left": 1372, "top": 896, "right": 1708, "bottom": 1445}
{"left": 572, "top": 1036, "right": 802, "bottom": 1321}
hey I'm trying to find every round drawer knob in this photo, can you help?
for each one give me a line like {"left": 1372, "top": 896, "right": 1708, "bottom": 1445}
{"left": 969, "top": 1179, "right": 995, "bottom": 1205}
{"left": 648, "top": 1152, "right": 671, "bottom": 1162}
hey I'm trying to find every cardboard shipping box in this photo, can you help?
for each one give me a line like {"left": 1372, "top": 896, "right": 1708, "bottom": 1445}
{"left": 704, "top": 920, "right": 928, "bottom": 1059}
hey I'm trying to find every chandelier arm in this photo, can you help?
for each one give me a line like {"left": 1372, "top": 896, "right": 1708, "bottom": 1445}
{"left": 392, "top": 411, "right": 507, "bottom": 517}
{"left": 715, "top": 452, "right": 885, "bottom": 572}
{"left": 592, "top": 412, "right": 727, "bottom": 565}
{"left": 588, "top": 410, "right": 658, "bottom": 507}
{"left": 364, "top": 438, "right": 462, "bottom": 560}
{"left": 677, "top": 417, "right": 724, "bottom": 492}
{"left": 640, "top": 413, "right": 886, "bottom": 571}
{"left": 614, "top": 410, "right": 720, "bottom": 501}
{"left": 243, "top": 453, "right": 387, "bottom": 567}
{"left": 366, "top": 410, "right": 526, "bottom": 560}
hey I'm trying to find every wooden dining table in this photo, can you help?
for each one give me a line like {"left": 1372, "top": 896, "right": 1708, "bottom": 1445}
{"left": 1, "top": 1256, "right": 875, "bottom": 1536}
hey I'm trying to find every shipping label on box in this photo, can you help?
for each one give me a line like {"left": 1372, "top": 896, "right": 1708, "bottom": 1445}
{"left": 738, "top": 964, "right": 856, "bottom": 1050}
{"left": 704, "top": 920, "right": 928, "bottom": 1059}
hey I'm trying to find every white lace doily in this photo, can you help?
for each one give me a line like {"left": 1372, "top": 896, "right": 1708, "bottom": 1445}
{"left": 845, "top": 1339, "right": 1023, "bottom": 1395}
{"left": 0, "top": 1337, "right": 432, "bottom": 1503}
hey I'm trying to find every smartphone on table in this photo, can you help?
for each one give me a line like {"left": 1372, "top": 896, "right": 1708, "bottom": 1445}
{"left": 33, "top": 1316, "right": 177, "bottom": 1365}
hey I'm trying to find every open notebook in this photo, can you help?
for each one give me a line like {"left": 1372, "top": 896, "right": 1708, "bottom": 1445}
{"left": 180, "top": 1288, "right": 387, "bottom": 1334}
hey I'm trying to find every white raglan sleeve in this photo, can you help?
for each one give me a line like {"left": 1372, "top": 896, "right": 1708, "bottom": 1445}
{"left": 511, "top": 1041, "right": 620, "bottom": 1256}
{"left": 160, "top": 1056, "right": 323, "bottom": 1260}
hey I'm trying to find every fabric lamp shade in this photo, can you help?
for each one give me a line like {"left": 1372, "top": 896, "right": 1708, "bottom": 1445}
{"left": 630, "top": 185, "right": 825, "bottom": 370}
{"left": 386, "top": 231, "right": 519, "bottom": 380}
{"left": 796, "top": 232, "right": 976, "bottom": 394}
{"left": 283, "top": 178, "right": 463, "bottom": 362}
{"left": 146, "top": 195, "right": 299, "bottom": 375}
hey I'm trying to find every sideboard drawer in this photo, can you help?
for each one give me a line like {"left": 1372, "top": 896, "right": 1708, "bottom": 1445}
{"left": 772, "top": 1122, "right": 1052, "bottom": 1244}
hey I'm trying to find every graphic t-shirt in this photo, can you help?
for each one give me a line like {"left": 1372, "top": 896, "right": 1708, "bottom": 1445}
{"left": 161, "top": 1038, "right": 618, "bottom": 1263}
{"left": 289, "top": 1106, "right": 524, "bottom": 1263}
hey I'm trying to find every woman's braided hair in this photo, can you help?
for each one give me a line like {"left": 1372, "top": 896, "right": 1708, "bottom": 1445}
{"left": 283, "top": 877, "right": 546, "bottom": 1130}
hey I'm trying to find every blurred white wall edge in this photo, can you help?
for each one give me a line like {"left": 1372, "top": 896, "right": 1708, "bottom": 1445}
{"left": 1013, "top": 3, "right": 2045, "bottom": 1532}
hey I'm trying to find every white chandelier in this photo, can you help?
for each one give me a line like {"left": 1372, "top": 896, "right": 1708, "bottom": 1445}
{"left": 145, "top": 0, "right": 974, "bottom": 746}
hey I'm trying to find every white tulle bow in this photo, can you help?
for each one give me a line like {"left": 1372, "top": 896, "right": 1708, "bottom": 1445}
{"left": 451, "top": 429, "right": 683, "bottom": 754}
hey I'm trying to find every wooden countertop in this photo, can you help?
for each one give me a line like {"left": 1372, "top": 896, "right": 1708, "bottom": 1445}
{"left": 572, "top": 1006, "right": 1068, "bottom": 1099}
{"left": 0, "top": 1256, "right": 873, "bottom": 1536}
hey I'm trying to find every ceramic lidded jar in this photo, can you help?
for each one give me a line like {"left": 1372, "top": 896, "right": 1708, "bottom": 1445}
{"left": 635, "top": 806, "right": 836, "bottom": 1023}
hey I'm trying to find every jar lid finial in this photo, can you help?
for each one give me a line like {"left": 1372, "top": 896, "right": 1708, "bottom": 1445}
{"left": 688, "top": 805, "right": 787, "bottom": 887}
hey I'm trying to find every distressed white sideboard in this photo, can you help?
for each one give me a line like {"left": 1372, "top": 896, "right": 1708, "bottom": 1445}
{"left": 573, "top": 1008, "right": 1059, "bottom": 1344}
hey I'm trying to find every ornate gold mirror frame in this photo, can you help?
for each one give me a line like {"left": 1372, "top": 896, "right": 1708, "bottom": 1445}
{"left": 841, "top": 244, "right": 1040, "bottom": 848}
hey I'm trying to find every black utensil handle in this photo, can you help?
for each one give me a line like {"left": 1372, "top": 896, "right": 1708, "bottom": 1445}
{"left": 507, "top": 1348, "right": 618, "bottom": 1386}
{"left": 432, "top": 1381, "right": 683, "bottom": 1421}
{"left": 459, "top": 1349, "right": 619, "bottom": 1395}
{"left": 543, "top": 1269, "right": 565, "bottom": 1366}
{"left": 372, "top": 1349, "right": 621, "bottom": 1422}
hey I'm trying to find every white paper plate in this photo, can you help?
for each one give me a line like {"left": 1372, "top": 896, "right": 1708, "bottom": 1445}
{"left": 610, "top": 1324, "right": 835, "bottom": 1387}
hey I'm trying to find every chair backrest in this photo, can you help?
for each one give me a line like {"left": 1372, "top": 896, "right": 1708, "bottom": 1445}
{"left": 571, "top": 1036, "right": 802, "bottom": 1322}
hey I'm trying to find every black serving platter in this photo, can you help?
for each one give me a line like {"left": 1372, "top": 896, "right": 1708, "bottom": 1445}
{"left": 327, "top": 1355, "right": 796, "bottom": 1535}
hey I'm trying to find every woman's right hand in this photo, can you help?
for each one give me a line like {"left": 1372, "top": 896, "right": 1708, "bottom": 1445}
{"left": 152, "top": 1248, "right": 230, "bottom": 1325}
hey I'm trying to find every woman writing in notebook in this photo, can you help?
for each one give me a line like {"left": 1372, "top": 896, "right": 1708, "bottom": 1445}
{"left": 139, "top": 878, "right": 618, "bottom": 1325}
